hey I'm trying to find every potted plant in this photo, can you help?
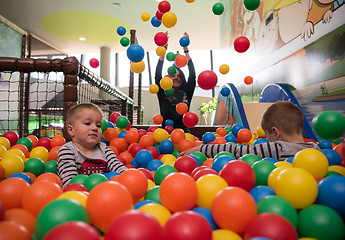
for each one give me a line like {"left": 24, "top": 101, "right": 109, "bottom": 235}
{"left": 199, "top": 97, "right": 217, "bottom": 125}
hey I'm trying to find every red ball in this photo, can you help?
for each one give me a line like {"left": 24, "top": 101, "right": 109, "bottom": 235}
{"left": 129, "top": 143, "right": 144, "bottom": 157}
{"left": 3, "top": 131, "right": 19, "bottom": 146}
{"left": 192, "top": 168, "right": 218, "bottom": 181}
{"left": 37, "top": 137, "right": 52, "bottom": 151}
{"left": 148, "top": 126, "right": 159, "bottom": 133}
{"left": 43, "top": 221, "right": 100, "bottom": 240}
{"left": 89, "top": 58, "right": 99, "bottom": 68}
{"left": 155, "top": 10, "right": 164, "bottom": 21}
{"left": 110, "top": 112, "right": 121, "bottom": 124}
{"left": 145, "top": 146, "right": 160, "bottom": 159}
{"left": 234, "top": 36, "right": 250, "bottom": 53}
{"left": 197, "top": 70, "right": 218, "bottom": 90}
{"left": 183, "top": 112, "right": 199, "bottom": 128}
{"left": 164, "top": 210, "right": 213, "bottom": 240}
{"left": 63, "top": 183, "right": 89, "bottom": 192}
{"left": 154, "top": 32, "right": 168, "bottom": 47}
{"left": 138, "top": 129, "right": 147, "bottom": 139}
{"left": 158, "top": 0, "right": 171, "bottom": 13}
{"left": 220, "top": 160, "right": 255, "bottom": 191}
{"left": 105, "top": 210, "right": 165, "bottom": 240}
{"left": 244, "top": 76, "right": 253, "bottom": 85}
{"left": 244, "top": 213, "right": 298, "bottom": 240}
{"left": 138, "top": 168, "right": 154, "bottom": 181}
{"left": 174, "top": 156, "right": 198, "bottom": 175}
{"left": 165, "top": 125, "right": 174, "bottom": 134}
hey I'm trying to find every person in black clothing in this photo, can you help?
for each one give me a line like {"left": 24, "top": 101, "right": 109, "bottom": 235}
{"left": 155, "top": 32, "right": 196, "bottom": 132}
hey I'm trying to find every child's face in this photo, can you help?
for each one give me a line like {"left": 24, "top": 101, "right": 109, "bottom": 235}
{"left": 68, "top": 108, "right": 103, "bottom": 149}
{"left": 172, "top": 71, "right": 182, "bottom": 88}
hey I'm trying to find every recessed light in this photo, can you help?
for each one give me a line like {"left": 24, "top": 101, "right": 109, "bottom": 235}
{"left": 79, "top": 37, "right": 86, "bottom": 41}
{"left": 112, "top": 2, "right": 122, "bottom": 7}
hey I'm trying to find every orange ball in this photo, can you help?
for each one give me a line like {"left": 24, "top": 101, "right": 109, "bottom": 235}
{"left": 0, "top": 178, "right": 30, "bottom": 210}
{"left": 216, "top": 127, "right": 227, "bottom": 137}
{"left": 26, "top": 135, "right": 38, "bottom": 149}
{"left": 203, "top": 159, "right": 213, "bottom": 168}
{"left": 22, "top": 181, "right": 63, "bottom": 216}
{"left": 139, "top": 135, "right": 155, "bottom": 148}
{"left": 178, "top": 139, "right": 194, "bottom": 152}
{"left": 110, "top": 138, "right": 128, "bottom": 153}
{"left": 86, "top": 181, "right": 133, "bottom": 231}
{"left": 50, "top": 135, "right": 66, "bottom": 148}
{"left": 118, "top": 151, "right": 133, "bottom": 165}
{"left": 159, "top": 172, "right": 198, "bottom": 212}
{"left": 153, "top": 114, "right": 164, "bottom": 125}
{"left": 170, "top": 129, "right": 186, "bottom": 144}
{"left": 174, "top": 55, "right": 188, "bottom": 68}
{"left": 176, "top": 102, "right": 188, "bottom": 115}
{"left": 35, "top": 172, "right": 62, "bottom": 188}
{"left": 49, "top": 146, "right": 60, "bottom": 161}
{"left": 5, "top": 208, "right": 36, "bottom": 234}
{"left": 214, "top": 137, "right": 227, "bottom": 144}
{"left": 237, "top": 128, "right": 252, "bottom": 143}
{"left": 0, "top": 221, "right": 31, "bottom": 240}
{"left": 24, "top": 172, "right": 36, "bottom": 183}
{"left": 103, "top": 128, "right": 118, "bottom": 142}
{"left": 125, "top": 130, "right": 140, "bottom": 144}
{"left": 11, "top": 144, "right": 30, "bottom": 159}
{"left": 244, "top": 76, "right": 253, "bottom": 85}
{"left": 118, "top": 169, "right": 148, "bottom": 202}
{"left": 333, "top": 143, "right": 344, "bottom": 159}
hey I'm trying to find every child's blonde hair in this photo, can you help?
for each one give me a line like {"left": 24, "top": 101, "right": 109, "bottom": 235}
{"left": 66, "top": 103, "right": 103, "bottom": 126}
{"left": 261, "top": 101, "right": 304, "bottom": 135}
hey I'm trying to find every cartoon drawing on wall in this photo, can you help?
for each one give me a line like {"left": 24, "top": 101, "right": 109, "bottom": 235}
{"left": 257, "top": 10, "right": 278, "bottom": 52}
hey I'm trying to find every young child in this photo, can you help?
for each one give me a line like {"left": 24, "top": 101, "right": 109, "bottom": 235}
{"left": 57, "top": 103, "right": 127, "bottom": 187}
{"left": 179, "top": 101, "right": 320, "bottom": 161}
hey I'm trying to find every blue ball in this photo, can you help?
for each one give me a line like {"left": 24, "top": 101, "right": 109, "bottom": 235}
{"left": 101, "top": 137, "right": 110, "bottom": 145}
{"left": 321, "top": 149, "right": 342, "bottom": 166}
{"left": 151, "top": 16, "right": 161, "bottom": 27}
{"left": 165, "top": 119, "right": 174, "bottom": 127}
{"left": 179, "top": 36, "right": 190, "bottom": 48}
{"left": 318, "top": 139, "right": 333, "bottom": 149}
{"left": 249, "top": 185, "right": 275, "bottom": 203}
{"left": 135, "top": 149, "right": 153, "bottom": 167}
{"left": 253, "top": 138, "right": 269, "bottom": 145}
{"left": 9, "top": 172, "right": 32, "bottom": 184}
{"left": 187, "top": 154, "right": 200, "bottom": 166}
{"left": 103, "top": 171, "right": 120, "bottom": 180}
{"left": 134, "top": 199, "right": 156, "bottom": 209}
{"left": 130, "top": 158, "right": 138, "bottom": 168}
{"left": 147, "top": 159, "right": 164, "bottom": 171}
{"left": 116, "top": 26, "right": 126, "bottom": 36}
{"left": 317, "top": 175, "right": 345, "bottom": 218}
{"left": 212, "top": 155, "right": 235, "bottom": 173}
{"left": 231, "top": 124, "right": 243, "bottom": 136}
{"left": 192, "top": 207, "right": 218, "bottom": 230}
{"left": 118, "top": 131, "right": 126, "bottom": 138}
{"left": 224, "top": 133, "right": 237, "bottom": 143}
{"left": 220, "top": 87, "right": 230, "bottom": 97}
{"left": 159, "top": 139, "right": 174, "bottom": 154}
{"left": 108, "top": 121, "right": 115, "bottom": 128}
{"left": 284, "top": 156, "right": 294, "bottom": 163}
{"left": 126, "top": 44, "right": 145, "bottom": 63}
{"left": 202, "top": 132, "right": 216, "bottom": 144}
{"left": 262, "top": 157, "right": 278, "bottom": 164}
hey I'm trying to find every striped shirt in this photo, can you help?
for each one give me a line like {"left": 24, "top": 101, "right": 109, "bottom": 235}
{"left": 199, "top": 141, "right": 321, "bottom": 161}
{"left": 57, "top": 142, "right": 127, "bottom": 187}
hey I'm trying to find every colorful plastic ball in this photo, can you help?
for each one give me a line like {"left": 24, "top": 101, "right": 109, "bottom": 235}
{"left": 224, "top": 133, "right": 237, "bottom": 143}
{"left": 249, "top": 185, "right": 275, "bottom": 203}
{"left": 212, "top": 187, "right": 257, "bottom": 233}
{"left": 149, "top": 83, "right": 159, "bottom": 94}
{"left": 167, "top": 65, "right": 176, "bottom": 76}
{"left": 70, "top": 174, "right": 88, "bottom": 185}
{"left": 244, "top": 0, "right": 261, "bottom": 11}
{"left": 183, "top": 111, "right": 199, "bottom": 128}
{"left": 4, "top": 207, "right": 36, "bottom": 235}
{"left": 162, "top": 11, "right": 177, "bottom": 28}
{"left": 159, "top": 139, "right": 174, "bottom": 154}
{"left": 153, "top": 114, "right": 163, "bottom": 125}
{"left": 118, "top": 169, "right": 148, "bottom": 202}
{"left": 126, "top": 44, "right": 145, "bottom": 63}
{"left": 57, "top": 190, "right": 88, "bottom": 207}
{"left": 134, "top": 199, "right": 155, "bottom": 209}
{"left": 89, "top": 58, "right": 99, "bottom": 68}
{"left": 239, "top": 153, "right": 261, "bottom": 166}
{"left": 312, "top": 111, "right": 345, "bottom": 140}
{"left": 48, "top": 146, "right": 59, "bottom": 162}
{"left": 234, "top": 36, "right": 250, "bottom": 53}
{"left": 170, "top": 129, "right": 185, "bottom": 144}
{"left": 293, "top": 148, "right": 329, "bottom": 178}
{"left": 35, "top": 172, "right": 62, "bottom": 187}
{"left": 174, "top": 156, "right": 198, "bottom": 175}
{"left": 230, "top": 124, "right": 242, "bottom": 136}
{"left": 3, "top": 131, "right": 19, "bottom": 146}
{"left": 178, "top": 138, "right": 194, "bottom": 152}
{"left": 139, "top": 203, "right": 171, "bottom": 226}
{"left": 212, "top": 2, "right": 225, "bottom": 15}
{"left": 63, "top": 183, "right": 88, "bottom": 192}
{"left": 105, "top": 210, "right": 165, "bottom": 240}
{"left": 151, "top": 16, "right": 162, "bottom": 27}
{"left": 153, "top": 128, "right": 169, "bottom": 143}
{"left": 275, "top": 167, "right": 318, "bottom": 209}
{"left": 220, "top": 87, "right": 230, "bottom": 97}
{"left": 166, "top": 52, "right": 176, "bottom": 61}
{"left": 154, "top": 164, "right": 177, "bottom": 185}
{"left": 83, "top": 173, "right": 108, "bottom": 191}
{"left": 156, "top": 46, "right": 166, "bottom": 57}
{"left": 174, "top": 103, "right": 187, "bottom": 116}
{"left": 160, "top": 76, "right": 173, "bottom": 90}
{"left": 202, "top": 132, "right": 216, "bottom": 144}
{"left": 321, "top": 149, "right": 342, "bottom": 165}
{"left": 116, "top": 115, "right": 129, "bottom": 129}
{"left": 130, "top": 60, "right": 145, "bottom": 73}
{"left": 103, "top": 128, "right": 118, "bottom": 142}
{"left": 16, "top": 137, "right": 33, "bottom": 151}
{"left": 252, "top": 160, "right": 276, "bottom": 186}
{"left": 0, "top": 177, "right": 30, "bottom": 210}
{"left": 257, "top": 195, "right": 298, "bottom": 228}
{"left": 119, "top": 36, "right": 130, "bottom": 47}
{"left": 244, "top": 76, "right": 253, "bottom": 85}
{"left": 135, "top": 149, "right": 153, "bottom": 167}
{"left": 50, "top": 135, "right": 66, "bottom": 148}
{"left": 219, "top": 64, "right": 230, "bottom": 75}
{"left": 158, "top": 0, "right": 171, "bottom": 13}
{"left": 154, "top": 32, "right": 168, "bottom": 46}
{"left": 318, "top": 139, "right": 332, "bottom": 149}
{"left": 317, "top": 175, "right": 345, "bottom": 218}
{"left": 147, "top": 159, "right": 164, "bottom": 171}
{"left": 164, "top": 210, "right": 213, "bottom": 240}
{"left": 185, "top": 0, "right": 195, "bottom": 2}
{"left": 43, "top": 221, "right": 100, "bottom": 240}
{"left": 190, "top": 152, "right": 207, "bottom": 165}
{"left": 141, "top": 12, "right": 150, "bottom": 22}
{"left": 197, "top": 70, "right": 218, "bottom": 90}
{"left": 30, "top": 146, "right": 49, "bottom": 163}
{"left": 192, "top": 207, "right": 218, "bottom": 230}
{"left": 145, "top": 146, "right": 160, "bottom": 159}
{"left": 145, "top": 185, "right": 162, "bottom": 204}
{"left": 45, "top": 160, "right": 57, "bottom": 174}
{"left": 298, "top": 204, "right": 345, "bottom": 240}
{"left": 37, "top": 137, "right": 51, "bottom": 151}
{"left": 165, "top": 88, "right": 174, "bottom": 96}
{"left": 212, "top": 155, "right": 235, "bottom": 173}
{"left": 212, "top": 229, "right": 242, "bottom": 240}
{"left": 220, "top": 160, "right": 255, "bottom": 191}
{"left": 0, "top": 220, "right": 31, "bottom": 240}
{"left": 179, "top": 36, "right": 190, "bottom": 48}
{"left": 237, "top": 128, "right": 252, "bottom": 143}
{"left": 8, "top": 172, "right": 31, "bottom": 184}
{"left": 244, "top": 213, "right": 298, "bottom": 240}
{"left": 0, "top": 154, "right": 24, "bottom": 178}
{"left": 116, "top": 26, "right": 126, "bottom": 36}
{"left": 124, "top": 130, "right": 139, "bottom": 144}
{"left": 110, "top": 112, "right": 121, "bottom": 124}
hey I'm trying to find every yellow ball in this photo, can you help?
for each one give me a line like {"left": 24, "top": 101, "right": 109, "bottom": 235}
{"left": 0, "top": 137, "right": 10, "bottom": 150}
{"left": 164, "top": 159, "right": 176, "bottom": 166}
{"left": 160, "top": 77, "right": 173, "bottom": 90}
{"left": 147, "top": 179, "right": 156, "bottom": 191}
{"left": 153, "top": 128, "right": 169, "bottom": 143}
{"left": 185, "top": 0, "right": 195, "bottom": 3}
{"left": 219, "top": 64, "right": 229, "bottom": 74}
{"left": 267, "top": 165, "right": 292, "bottom": 189}
{"left": 256, "top": 125, "right": 265, "bottom": 137}
{"left": 328, "top": 165, "right": 345, "bottom": 176}
{"left": 293, "top": 148, "right": 329, "bottom": 178}
{"left": 130, "top": 61, "right": 145, "bottom": 74}
{"left": 185, "top": 133, "right": 194, "bottom": 141}
{"left": 275, "top": 167, "right": 318, "bottom": 209}
{"left": 0, "top": 145, "right": 7, "bottom": 157}
{"left": 139, "top": 203, "right": 171, "bottom": 226}
{"left": 2, "top": 148, "right": 26, "bottom": 162}
{"left": 57, "top": 191, "right": 88, "bottom": 207}
{"left": 162, "top": 12, "right": 177, "bottom": 28}
{"left": 161, "top": 154, "right": 176, "bottom": 163}
{"left": 196, "top": 174, "right": 228, "bottom": 209}
{"left": 149, "top": 84, "right": 159, "bottom": 94}
{"left": 0, "top": 154, "right": 24, "bottom": 178}
{"left": 156, "top": 46, "right": 166, "bottom": 57}
{"left": 30, "top": 146, "right": 49, "bottom": 163}
{"left": 141, "top": 12, "right": 150, "bottom": 22}
{"left": 274, "top": 161, "right": 293, "bottom": 168}
{"left": 212, "top": 229, "right": 242, "bottom": 240}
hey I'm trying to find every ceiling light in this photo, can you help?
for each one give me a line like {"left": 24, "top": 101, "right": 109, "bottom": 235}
{"left": 112, "top": 2, "right": 122, "bottom": 7}
{"left": 79, "top": 37, "right": 86, "bottom": 41}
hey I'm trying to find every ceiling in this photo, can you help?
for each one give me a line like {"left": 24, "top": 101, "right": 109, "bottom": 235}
{"left": 0, "top": 0, "right": 220, "bottom": 55}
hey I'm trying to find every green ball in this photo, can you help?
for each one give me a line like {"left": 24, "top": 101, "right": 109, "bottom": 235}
{"left": 239, "top": 153, "right": 261, "bottom": 166}
{"left": 144, "top": 186, "right": 162, "bottom": 204}
{"left": 171, "top": 149, "right": 180, "bottom": 158}
{"left": 214, "top": 151, "right": 235, "bottom": 161}
{"left": 313, "top": 111, "right": 345, "bottom": 140}
{"left": 167, "top": 66, "right": 177, "bottom": 76}
{"left": 101, "top": 119, "right": 108, "bottom": 133}
{"left": 257, "top": 195, "right": 298, "bottom": 229}
{"left": 24, "top": 158, "right": 45, "bottom": 177}
{"left": 252, "top": 160, "right": 276, "bottom": 186}
{"left": 45, "top": 160, "right": 57, "bottom": 174}
{"left": 17, "top": 137, "right": 33, "bottom": 151}
{"left": 116, "top": 116, "right": 129, "bottom": 129}
{"left": 244, "top": 0, "right": 260, "bottom": 11}
{"left": 225, "top": 126, "right": 232, "bottom": 134}
{"left": 166, "top": 52, "right": 175, "bottom": 61}
{"left": 120, "top": 36, "right": 130, "bottom": 47}
{"left": 190, "top": 151, "right": 207, "bottom": 165}
{"left": 83, "top": 173, "right": 108, "bottom": 191}
{"left": 70, "top": 174, "right": 88, "bottom": 185}
{"left": 212, "top": 3, "right": 224, "bottom": 15}
{"left": 325, "top": 170, "right": 342, "bottom": 177}
{"left": 298, "top": 204, "right": 345, "bottom": 240}
{"left": 35, "top": 199, "right": 90, "bottom": 240}
{"left": 164, "top": 88, "right": 174, "bottom": 96}
{"left": 154, "top": 165, "right": 177, "bottom": 185}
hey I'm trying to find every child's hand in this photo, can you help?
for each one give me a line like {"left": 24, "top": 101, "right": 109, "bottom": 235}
{"left": 178, "top": 146, "right": 199, "bottom": 158}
